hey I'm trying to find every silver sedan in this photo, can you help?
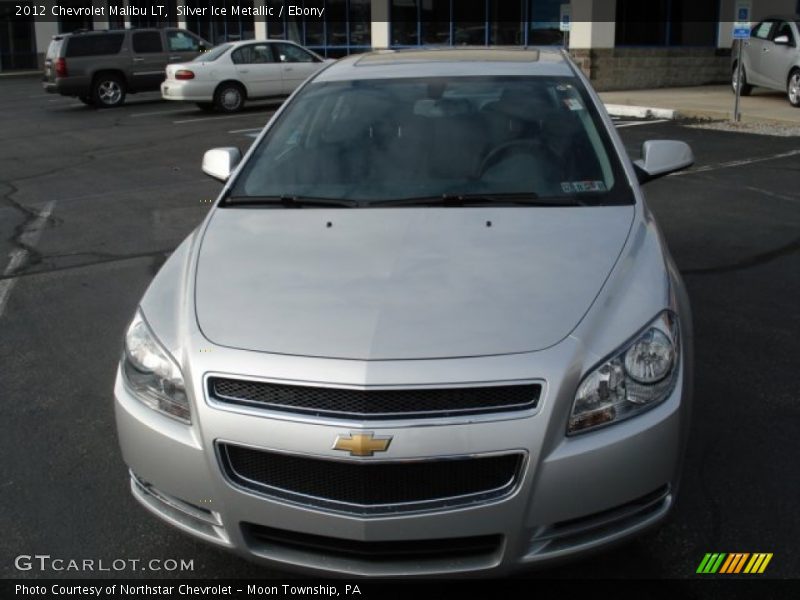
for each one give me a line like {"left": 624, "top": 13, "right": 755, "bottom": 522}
{"left": 115, "top": 47, "right": 695, "bottom": 576}
{"left": 732, "top": 16, "right": 800, "bottom": 107}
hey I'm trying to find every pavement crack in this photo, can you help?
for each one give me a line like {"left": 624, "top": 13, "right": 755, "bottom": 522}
{"left": 682, "top": 236, "right": 800, "bottom": 276}
{"left": 0, "top": 248, "right": 175, "bottom": 282}
{"left": 1, "top": 183, "right": 58, "bottom": 277}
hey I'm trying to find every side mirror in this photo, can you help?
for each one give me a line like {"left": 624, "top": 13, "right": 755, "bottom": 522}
{"left": 773, "top": 35, "right": 790, "bottom": 45}
{"left": 202, "top": 147, "right": 242, "bottom": 182}
{"left": 633, "top": 140, "right": 693, "bottom": 184}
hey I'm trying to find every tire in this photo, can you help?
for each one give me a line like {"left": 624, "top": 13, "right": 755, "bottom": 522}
{"left": 731, "top": 63, "right": 753, "bottom": 96}
{"left": 196, "top": 102, "right": 215, "bottom": 112}
{"left": 92, "top": 74, "right": 126, "bottom": 108}
{"left": 78, "top": 95, "right": 94, "bottom": 106}
{"left": 213, "top": 82, "right": 245, "bottom": 113}
{"left": 788, "top": 70, "right": 800, "bottom": 108}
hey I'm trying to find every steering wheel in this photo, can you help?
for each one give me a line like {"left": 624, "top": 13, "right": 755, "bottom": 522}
{"left": 479, "top": 139, "right": 549, "bottom": 177}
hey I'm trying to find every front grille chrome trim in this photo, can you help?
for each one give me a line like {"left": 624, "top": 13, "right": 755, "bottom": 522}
{"left": 205, "top": 373, "right": 542, "bottom": 423}
{"left": 216, "top": 441, "right": 527, "bottom": 516}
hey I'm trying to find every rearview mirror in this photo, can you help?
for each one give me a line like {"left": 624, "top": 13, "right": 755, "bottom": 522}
{"left": 773, "top": 35, "right": 790, "bottom": 45}
{"left": 202, "top": 147, "right": 242, "bottom": 182}
{"left": 633, "top": 140, "right": 693, "bottom": 184}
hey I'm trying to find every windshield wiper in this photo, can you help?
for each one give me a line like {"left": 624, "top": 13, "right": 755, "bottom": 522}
{"left": 223, "top": 195, "right": 359, "bottom": 208}
{"left": 377, "top": 193, "right": 586, "bottom": 207}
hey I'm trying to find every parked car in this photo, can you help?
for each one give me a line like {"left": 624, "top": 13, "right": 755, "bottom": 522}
{"left": 115, "top": 48, "right": 695, "bottom": 576}
{"left": 43, "top": 28, "right": 210, "bottom": 108}
{"left": 161, "top": 40, "right": 333, "bottom": 113}
{"left": 732, "top": 15, "right": 800, "bottom": 107}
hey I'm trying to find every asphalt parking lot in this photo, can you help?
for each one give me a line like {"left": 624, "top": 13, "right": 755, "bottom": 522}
{"left": 0, "top": 77, "right": 798, "bottom": 581}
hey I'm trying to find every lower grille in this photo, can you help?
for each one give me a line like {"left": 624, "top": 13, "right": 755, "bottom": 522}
{"left": 243, "top": 523, "right": 503, "bottom": 563}
{"left": 208, "top": 376, "right": 540, "bottom": 419}
{"left": 218, "top": 443, "right": 524, "bottom": 515}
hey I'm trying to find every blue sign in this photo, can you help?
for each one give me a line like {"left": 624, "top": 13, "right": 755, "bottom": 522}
{"left": 737, "top": 8, "right": 749, "bottom": 20}
{"left": 733, "top": 26, "right": 750, "bottom": 39}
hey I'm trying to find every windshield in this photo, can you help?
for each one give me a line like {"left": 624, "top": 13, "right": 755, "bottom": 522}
{"left": 194, "top": 43, "right": 230, "bottom": 62}
{"left": 230, "top": 76, "right": 632, "bottom": 206}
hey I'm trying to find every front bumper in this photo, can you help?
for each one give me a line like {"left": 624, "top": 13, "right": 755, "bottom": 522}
{"left": 114, "top": 339, "right": 689, "bottom": 577}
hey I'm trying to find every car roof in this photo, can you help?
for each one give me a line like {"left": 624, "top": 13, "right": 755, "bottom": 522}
{"left": 762, "top": 14, "right": 800, "bottom": 21}
{"left": 54, "top": 27, "right": 169, "bottom": 39}
{"left": 315, "top": 47, "right": 575, "bottom": 81}
{"left": 223, "top": 39, "right": 300, "bottom": 48}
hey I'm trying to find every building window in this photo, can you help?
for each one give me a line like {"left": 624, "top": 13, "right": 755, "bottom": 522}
{"left": 391, "top": 0, "right": 418, "bottom": 46}
{"left": 0, "top": 1, "right": 38, "bottom": 70}
{"left": 489, "top": 0, "right": 524, "bottom": 45}
{"left": 128, "top": 0, "right": 178, "bottom": 28}
{"left": 185, "top": 0, "right": 254, "bottom": 44}
{"left": 266, "top": 1, "right": 371, "bottom": 58}
{"left": 528, "top": 0, "right": 564, "bottom": 45}
{"left": 615, "top": 0, "right": 717, "bottom": 46}
{"left": 389, "top": 0, "right": 537, "bottom": 48}
{"left": 454, "top": 0, "right": 486, "bottom": 45}
{"left": 349, "top": 0, "right": 371, "bottom": 46}
{"left": 57, "top": 0, "right": 94, "bottom": 33}
{"left": 420, "top": 0, "right": 450, "bottom": 45}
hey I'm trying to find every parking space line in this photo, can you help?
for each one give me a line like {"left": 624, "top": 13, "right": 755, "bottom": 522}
{"left": 672, "top": 149, "right": 800, "bottom": 176}
{"left": 615, "top": 119, "right": 670, "bottom": 128}
{"left": 0, "top": 201, "right": 56, "bottom": 319}
{"left": 173, "top": 113, "right": 271, "bottom": 124}
{"left": 131, "top": 108, "right": 194, "bottom": 118}
{"left": 229, "top": 127, "right": 263, "bottom": 134}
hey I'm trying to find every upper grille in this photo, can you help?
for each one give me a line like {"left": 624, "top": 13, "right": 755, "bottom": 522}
{"left": 208, "top": 377, "right": 540, "bottom": 420}
{"left": 218, "top": 443, "right": 524, "bottom": 515}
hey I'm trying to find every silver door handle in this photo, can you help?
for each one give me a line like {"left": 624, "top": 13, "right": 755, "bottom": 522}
{"left": 284, "top": 67, "right": 294, "bottom": 71}
{"left": 133, "top": 57, "right": 144, "bottom": 62}
{"left": 239, "top": 69, "right": 249, "bottom": 73}
{"left": 762, "top": 47, "right": 769, "bottom": 52}
{"left": 169, "top": 55, "right": 182, "bottom": 60}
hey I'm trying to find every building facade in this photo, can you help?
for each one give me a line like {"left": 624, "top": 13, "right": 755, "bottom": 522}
{"left": 2, "top": 0, "right": 799, "bottom": 90}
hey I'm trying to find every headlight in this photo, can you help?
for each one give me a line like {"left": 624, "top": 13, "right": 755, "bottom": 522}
{"left": 568, "top": 312, "right": 679, "bottom": 435}
{"left": 121, "top": 310, "right": 190, "bottom": 423}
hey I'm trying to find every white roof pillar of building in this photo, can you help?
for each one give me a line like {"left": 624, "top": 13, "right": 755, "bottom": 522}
{"left": 175, "top": 0, "right": 188, "bottom": 29}
{"left": 34, "top": 2, "right": 59, "bottom": 54}
{"left": 568, "top": 0, "right": 616, "bottom": 49}
{"left": 92, "top": 0, "right": 109, "bottom": 29}
{"left": 253, "top": 0, "right": 268, "bottom": 40}
{"left": 370, "top": 0, "right": 390, "bottom": 49}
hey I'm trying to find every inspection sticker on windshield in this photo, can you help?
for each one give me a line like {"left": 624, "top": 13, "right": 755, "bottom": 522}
{"left": 563, "top": 98, "right": 584, "bottom": 111}
{"left": 561, "top": 181, "right": 606, "bottom": 193}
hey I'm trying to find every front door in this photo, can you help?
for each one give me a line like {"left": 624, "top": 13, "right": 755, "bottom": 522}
{"left": 230, "top": 43, "right": 283, "bottom": 99}
{"left": 744, "top": 20, "right": 776, "bottom": 86}
{"left": 760, "top": 21, "right": 798, "bottom": 89}
{"left": 271, "top": 43, "right": 324, "bottom": 95}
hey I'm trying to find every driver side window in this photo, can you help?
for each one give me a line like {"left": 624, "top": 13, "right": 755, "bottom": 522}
{"left": 753, "top": 21, "right": 775, "bottom": 40}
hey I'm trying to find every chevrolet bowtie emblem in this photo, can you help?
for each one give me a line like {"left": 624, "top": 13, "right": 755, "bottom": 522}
{"left": 332, "top": 432, "right": 392, "bottom": 457}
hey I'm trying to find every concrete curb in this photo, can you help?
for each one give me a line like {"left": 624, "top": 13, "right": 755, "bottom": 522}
{"left": 604, "top": 104, "right": 677, "bottom": 120}
{"left": 0, "top": 71, "right": 41, "bottom": 78}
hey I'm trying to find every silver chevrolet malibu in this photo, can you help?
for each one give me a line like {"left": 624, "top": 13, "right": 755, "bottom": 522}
{"left": 115, "top": 47, "right": 694, "bottom": 576}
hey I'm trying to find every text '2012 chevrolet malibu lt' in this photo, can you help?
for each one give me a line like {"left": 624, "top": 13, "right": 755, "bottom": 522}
{"left": 115, "top": 48, "right": 694, "bottom": 576}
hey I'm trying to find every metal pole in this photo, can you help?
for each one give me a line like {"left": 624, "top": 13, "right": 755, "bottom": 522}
{"left": 734, "top": 40, "right": 743, "bottom": 122}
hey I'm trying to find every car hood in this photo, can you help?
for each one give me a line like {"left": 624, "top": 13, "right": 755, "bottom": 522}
{"left": 195, "top": 206, "right": 634, "bottom": 360}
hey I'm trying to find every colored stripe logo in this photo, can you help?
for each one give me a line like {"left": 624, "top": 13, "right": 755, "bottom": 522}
{"left": 696, "top": 553, "right": 773, "bottom": 574}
